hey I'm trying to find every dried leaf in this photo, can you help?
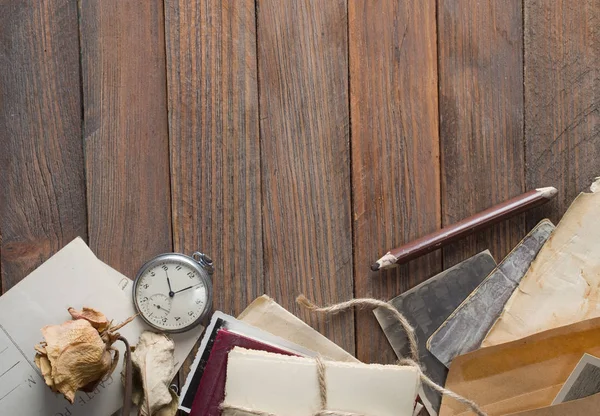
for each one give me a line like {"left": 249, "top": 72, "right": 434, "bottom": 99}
{"left": 128, "top": 332, "right": 178, "bottom": 416}
{"left": 68, "top": 307, "right": 110, "bottom": 332}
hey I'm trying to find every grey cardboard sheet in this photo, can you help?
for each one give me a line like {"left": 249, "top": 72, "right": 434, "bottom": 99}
{"left": 426, "top": 219, "right": 555, "bottom": 368}
{"left": 374, "top": 251, "right": 496, "bottom": 415}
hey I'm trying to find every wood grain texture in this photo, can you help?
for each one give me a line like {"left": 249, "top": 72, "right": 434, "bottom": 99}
{"left": 438, "top": 0, "right": 526, "bottom": 268}
{"left": 524, "top": 0, "right": 600, "bottom": 224}
{"left": 165, "top": 0, "right": 262, "bottom": 379}
{"left": 0, "top": 0, "right": 87, "bottom": 291}
{"left": 349, "top": 0, "right": 441, "bottom": 363}
{"left": 258, "top": 0, "right": 354, "bottom": 354}
{"left": 166, "top": 0, "right": 262, "bottom": 323}
{"left": 80, "top": 0, "right": 172, "bottom": 278}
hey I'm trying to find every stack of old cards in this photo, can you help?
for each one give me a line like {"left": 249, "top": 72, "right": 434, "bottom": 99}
{"left": 376, "top": 178, "right": 600, "bottom": 415}
{"left": 179, "top": 298, "right": 422, "bottom": 416}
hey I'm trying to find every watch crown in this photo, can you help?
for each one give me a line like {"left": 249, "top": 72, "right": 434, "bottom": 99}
{"left": 193, "top": 252, "right": 214, "bottom": 275}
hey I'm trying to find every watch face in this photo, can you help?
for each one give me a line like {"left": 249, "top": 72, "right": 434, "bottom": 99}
{"left": 133, "top": 254, "right": 211, "bottom": 332}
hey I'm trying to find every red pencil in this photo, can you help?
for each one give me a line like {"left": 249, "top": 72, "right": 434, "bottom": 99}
{"left": 371, "top": 187, "right": 558, "bottom": 272}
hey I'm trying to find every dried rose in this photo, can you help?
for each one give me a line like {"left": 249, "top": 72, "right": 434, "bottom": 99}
{"left": 34, "top": 307, "right": 134, "bottom": 403}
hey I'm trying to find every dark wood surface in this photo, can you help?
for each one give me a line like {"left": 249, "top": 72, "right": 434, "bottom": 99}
{"left": 80, "top": 0, "right": 173, "bottom": 279}
{"left": 524, "top": 0, "right": 600, "bottom": 227}
{"left": 1, "top": 0, "right": 598, "bottom": 373}
{"left": 438, "top": 0, "right": 527, "bottom": 270}
{"left": 258, "top": 0, "right": 354, "bottom": 354}
{"left": 0, "top": 0, "right": 88, "bottom": 291}
{"left": 349, "top": 0, "right": 442, "bottom": 363}
{"left": 164, "top": 0, "right": 263, "bottom": 380}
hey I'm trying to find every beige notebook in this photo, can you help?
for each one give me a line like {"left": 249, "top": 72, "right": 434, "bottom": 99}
{"left": 222, "top": 347, "right": 419, "bottom": 416}
{"left": 484, "top": 178, "right": 600, "bottom": 346}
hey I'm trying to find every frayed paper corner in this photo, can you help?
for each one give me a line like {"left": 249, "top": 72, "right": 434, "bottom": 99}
{"left": 590, "top": 177, "right": 600, "bottom": 193}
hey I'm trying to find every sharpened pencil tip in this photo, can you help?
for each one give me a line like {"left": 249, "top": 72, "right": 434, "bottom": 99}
{"left": 536, "top": 186, "right": 558, "bottom": 199}
{"left": 370, "top": 263, "right": 380, "bottom": 272}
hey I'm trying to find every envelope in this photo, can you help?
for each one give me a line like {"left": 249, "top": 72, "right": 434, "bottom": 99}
{"left": 508, "top": 393, "right": 600, "bottom": 416}
{"left": 440, "top": 317, "right": 600, "bottom": 416}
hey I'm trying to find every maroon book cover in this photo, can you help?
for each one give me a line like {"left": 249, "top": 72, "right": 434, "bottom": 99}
{"left": 189, "top": 328, "right": 297, "bottom": 416}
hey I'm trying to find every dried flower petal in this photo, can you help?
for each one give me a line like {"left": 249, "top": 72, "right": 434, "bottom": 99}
{"left": 68, "top": 307, "right": 110, "bottom": 332}
{"left": 35, "top": 319, "right": 112, "bottom": 403}
{"left": 34, "top": 354, "right": 53, "bottom": 387}
{"left": 128, "top": 332, "right": 178, "bottom": 416}
{"left": 53, "top": 342, "right": 113, "bottom": 402}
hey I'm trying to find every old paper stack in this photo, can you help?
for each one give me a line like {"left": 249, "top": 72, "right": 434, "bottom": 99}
{"left": 484, "top": 179, "right": 600, "bottom": 346}
{"left": 427, "top": 219, "right": 555, "bottom": 366}
{"left": 373, "top": 178, "right": 600, "bottom": 415}
{"left": 440, "top": 318, "right": 600, "bottom": 416}
{"left": 181, "top": 297, "right": 422, "bottom": 416}
{"left": 374, "top": 250, "right": 496, "bottom": 414}
{"left": 238, "top": 295, "right": 358, "bottom": 363}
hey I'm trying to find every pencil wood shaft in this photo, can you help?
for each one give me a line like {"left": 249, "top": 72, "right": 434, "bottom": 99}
{"left": 371, "top": 187, "right": 557, "bottom": 271}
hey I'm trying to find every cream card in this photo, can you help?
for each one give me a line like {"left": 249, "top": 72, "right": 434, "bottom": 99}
{"left": 223, "top": 347, "right": 419, "bottom": 416}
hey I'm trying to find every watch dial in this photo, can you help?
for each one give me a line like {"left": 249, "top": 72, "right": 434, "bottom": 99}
{"left": 135, "top": 258, "right": 208, "bottom": 331}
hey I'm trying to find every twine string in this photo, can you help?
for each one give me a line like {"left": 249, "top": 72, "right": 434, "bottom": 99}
{"left": 397, "top": 359, "right": 485, "bottom": 416}
{"left": 296, "top": 295, "right": 420, "bottom": 363}
{"left": 316, "top": 355, "right": 328, "bottom": 410}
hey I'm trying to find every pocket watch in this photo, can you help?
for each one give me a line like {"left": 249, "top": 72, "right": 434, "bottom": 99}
{"left": 132, "top": 251, "right": 214, "bottom": 333}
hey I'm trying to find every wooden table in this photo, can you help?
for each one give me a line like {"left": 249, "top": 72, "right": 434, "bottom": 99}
{"left": 1, "top": 0, "right": 598, "bottom": 382}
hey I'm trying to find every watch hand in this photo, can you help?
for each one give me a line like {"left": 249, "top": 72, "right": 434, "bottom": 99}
{"left": 173, "top": 283, "right": 202, "bottom": 294}
{"left": 166, "top": 271, "right": 174, "bottom": 297}
{"left": 153, "top": 303, "right": 171, "bottom": 314}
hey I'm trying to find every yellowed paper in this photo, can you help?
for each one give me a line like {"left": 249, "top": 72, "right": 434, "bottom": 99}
{"left": 238, "top": 295, "right": 358, "bottom": 362}
{"left": 483, "top": 178, "right": 600, "bottom": 347}
{"left": 223, "top": 347, "right": 419, "bottom": 416}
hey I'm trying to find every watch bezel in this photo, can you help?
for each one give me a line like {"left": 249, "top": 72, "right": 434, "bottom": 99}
{"left": 132, "top": 252, "right": 213, "bottom": 333}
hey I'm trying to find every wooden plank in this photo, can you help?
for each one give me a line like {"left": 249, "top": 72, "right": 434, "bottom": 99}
{"left": 350, "top": 0, "right": 441, "bottom": 363}
{"left": 258, "top": 0, "right": 354, "bottom": 354}
{"left": 524, "top": 0, "right": 600, "bottom": 223}
{"left": 0, "top": 0, "right": 87, "bottom": 291}
{"left": 80, "top": 0, "right": 172, "bottom": 278}
{"left": 438, "top": 0, "right": 526, "bottom": 268}
{"left": 165, "top": 0, "right": 262, "bottom": 378}
{"left": 166, "top": 0, "right": 262, "bottom": 323}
